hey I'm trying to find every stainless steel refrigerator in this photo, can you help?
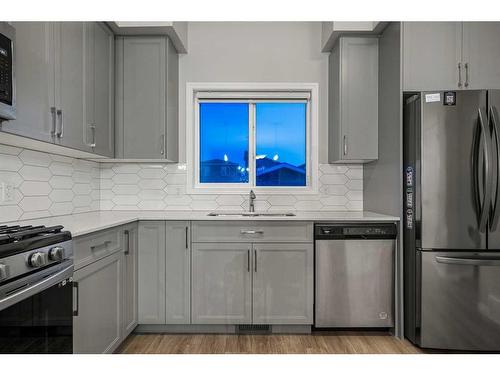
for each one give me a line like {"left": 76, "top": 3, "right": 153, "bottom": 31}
{"left": 404, "top": 90, "right": 500, "bottom": 351}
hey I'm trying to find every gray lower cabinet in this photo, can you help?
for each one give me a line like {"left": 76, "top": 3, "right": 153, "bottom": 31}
{"left": 252, "top": 243, "right": 313, "bottom": 324}
{"left": 328, "top": 36, "right": 378, "bottom": 163}
{"left": 115, "top": 36, "right": 178, "bottom": 160}
{"left": 138, "top": 221, "right": 166, "bottom": 324}
{"left": 191, "top": 243, "right": 252, "bottom": 324}
{"left": 73, "top": 250, "right": 124, "bottom": 354}
{"left": 165, "top": 221, "right": 191, "bottom": 324}
{"left": 123, "top": 223, "right": 138, "bottom": 336}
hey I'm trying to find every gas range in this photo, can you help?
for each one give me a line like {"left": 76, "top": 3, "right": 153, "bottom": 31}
{"left": 0, "top": 225, "right": 73, "bottom": 284}
{"left": 0, "top": 224, "right": 74, "bottom": 353}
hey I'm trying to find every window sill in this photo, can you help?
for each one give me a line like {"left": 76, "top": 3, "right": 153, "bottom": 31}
{"left": 186, "top": 186, "right": 319, "bottom": 195}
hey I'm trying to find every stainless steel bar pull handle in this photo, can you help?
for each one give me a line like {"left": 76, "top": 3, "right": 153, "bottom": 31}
{"left": 458, "top": 62, "right": 462, "bottom": 88}
{"left": 240, "top": 230, "right": 264, "bottom": 235}
{"left": 90, "top": 240, "right": 112, "bottom": 250}
{"left": 89, "top": 124, "right": 96, "bottom": 148}
{"left": 124, "top": 230, "right": 130, "bottom": 255}
{"left": 56, "top": 109, "right": 63, "bottom": 138}
{"left": 436, "top": 256, "right": 500, "bottom": 266}
{"left": 343, "top": 135, "right": 348, "bottom": 156}
{"left": 185, "top": 227, "right": 189, "bottom": 249}
{"left": 464, "top": 62, "right": 469, "bottom": 88}
{"left": 254, "top": 249, "right": 257, "bottom": 272}
{"left": 489, "top": 106, "right": 500, "bottom": 230}
{"left": 160, "top": 135, "right": 165, "bottom": 155}
{"left": 477, "top": 108, "right": 493, "bottom": 232}
{"left": 50, "top": 107, "right": 57, "bottom": 137}
{"left": 247, "top": 249, "right": 250, "bottom": 272}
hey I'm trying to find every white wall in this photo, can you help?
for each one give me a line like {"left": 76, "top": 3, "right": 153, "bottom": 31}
{"left": 179, "top": 21, "right": 329, "bottom": 163}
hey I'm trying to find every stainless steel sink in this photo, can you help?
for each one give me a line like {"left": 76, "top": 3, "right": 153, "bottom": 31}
{"left": 207, "top": 212, "right": 296, "bottom": 217}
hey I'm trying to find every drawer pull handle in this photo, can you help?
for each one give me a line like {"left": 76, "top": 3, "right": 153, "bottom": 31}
{"left": 90, "top": 240, "right": 112, "bottom": 250}
{"left": 240, "top": 230, "right": 264, "bottom": 235}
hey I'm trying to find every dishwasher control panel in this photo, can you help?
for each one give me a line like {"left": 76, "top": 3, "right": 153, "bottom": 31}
{"left": 315, "top": 223, "right": 397, "bottom": 240}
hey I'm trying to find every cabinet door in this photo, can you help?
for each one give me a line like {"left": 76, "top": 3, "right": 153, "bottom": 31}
{"left": 121, "top": 37, "right": 166, "bottom": 159}
{"left": 123, "top": 224, "right": 138, "bottom": 337}
{"left": 403, "top": 22, "right": 462, "bottom": 91}
{"left": 73, "top": 251, "right": 124, "bottom": 354}
{"left": 339, "top": 37, "right": 378, "bottom": 162}
{"left": 4, "top": 22, "right": 56, "bottom": 142}
{"left": 252, "top": 243, "right": 313, "bottom": 324}
{"left": 192, "top": 243, "right": 252, "bottom": 324}
{"left": 138, "top": 221, "right": 166, "bottom": 324}
{"left": 462, "top": 22, "right": 500, "bottom": 89}
{"left": 165, "top": 221, "right": 190, "bottom": 324}
{"left": 92, "top": 22, "right": 114, "bottom": 157}
{"left": 55, "top": 22, "right": 91, "bottom": 152}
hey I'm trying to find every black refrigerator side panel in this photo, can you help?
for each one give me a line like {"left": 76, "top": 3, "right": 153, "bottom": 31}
{"left": 403, "top": 93, "right": 421, "bottom": 345}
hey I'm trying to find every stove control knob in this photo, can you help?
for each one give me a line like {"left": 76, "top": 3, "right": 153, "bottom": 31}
{"left": 49, "top": 246, "right": 65, "bottom": 262}
{"left": 0, "top": 264, "right": 9, "bottom": 281}
{"left": 28, "top": 252, "right": 47, "bottom": 268}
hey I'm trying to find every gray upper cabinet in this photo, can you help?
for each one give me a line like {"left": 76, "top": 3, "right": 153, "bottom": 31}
{"left": 55, "top": 22, "right": 90, "bottom": 153}
{"left": 165, "top": 221, "right": 191, "bottom": 324}
{"left": 191, "top": 243, "right": 252, "bottom": 324}
{"left": 402, "top": 22, "right": 462, "bottom": 91}
{"left": 73, "top": 250, "right": 124, "bottom": 354}
{"left": 1, "top": 22, "right": 114, "bottom": 156}
{"left": 138, "top": 221, "right": 166, "bottom": 324}
{"left": 252, "top": 243, "right": 313, "bottom": 325}
{"left": 403, "top": 22, "right": 500, "bottom": 90}
{"left": 462, "top": 22, "right": 500, "bottom": 89}
{"left": 123, "top": 223, "right": 138, "bottom": 337}
{"left": 3, "top": 22, "right": 56, "bottom": 142}
{"left": 85, "top": 22, "right": 115, "bottom": 157}
{"left": 328, "top": 37, "right": 378, "bottom": 163}
{"left": 115, "top": 36, "right": 179, "bottom": 160}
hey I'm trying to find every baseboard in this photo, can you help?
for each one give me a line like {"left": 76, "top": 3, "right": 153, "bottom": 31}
{"left": 134, "top": 324, "right": 312, "bottom": 334}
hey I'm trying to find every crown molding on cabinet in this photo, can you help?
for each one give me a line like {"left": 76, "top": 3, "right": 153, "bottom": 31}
{"left": 321, "top": 22, "right": 388, "bottom": 52}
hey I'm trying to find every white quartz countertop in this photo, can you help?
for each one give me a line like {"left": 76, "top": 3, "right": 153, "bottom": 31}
{"left": 4, "top": 210, "right": 400, "bottom": 237}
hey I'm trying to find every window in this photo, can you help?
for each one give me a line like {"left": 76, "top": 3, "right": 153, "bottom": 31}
{"left": 187, "top": 83, "right": 318, "bottom": 193}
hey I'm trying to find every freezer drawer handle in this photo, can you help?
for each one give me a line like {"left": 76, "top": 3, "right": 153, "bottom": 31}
{"left": 435, "top": 256, "right": 500, "bottom": 266}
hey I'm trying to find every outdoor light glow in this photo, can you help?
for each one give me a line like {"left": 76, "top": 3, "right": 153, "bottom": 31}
{"left": 223, "top": 154, "right": 228, "bottom": 162}
{"left": 273, "top": 154, "right": 279, "bottom": 161}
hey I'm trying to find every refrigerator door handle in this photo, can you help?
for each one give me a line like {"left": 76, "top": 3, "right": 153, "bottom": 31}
{"left": 436, "top": 255, "right": 500, "bottom": 267}
{"left": 478, "top": 108, "right": 493, "bottom": 232}
{"left": 489, "top": 105, "right": 500, "bottom": 231}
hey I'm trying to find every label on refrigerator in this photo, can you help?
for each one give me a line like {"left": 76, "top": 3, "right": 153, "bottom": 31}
{"left": 406, "top": 166, "right": 413, "bottom": 187}
{"left": 406, "top": 209, "right": 413, "bottom": 230}
{"left": 425, "top": 93, "right": 441, "bottom": 103}
{"left": 443, "top": 91, "right": 456, "bottom": 106}
{"left": 406, "top": 190, "right": 413, "bottom": 208}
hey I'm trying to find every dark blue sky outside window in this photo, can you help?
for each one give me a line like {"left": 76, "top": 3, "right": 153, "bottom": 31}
{"left": 199, "top": 103, "right": 249, "bottom": 183}
{"left": 256, "top": 103, "right": 306, "bottom": 186}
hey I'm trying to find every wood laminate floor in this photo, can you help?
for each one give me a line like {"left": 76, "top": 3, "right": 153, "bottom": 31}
{"left": 118, "top": 332, "right": 422, "bottom": 354}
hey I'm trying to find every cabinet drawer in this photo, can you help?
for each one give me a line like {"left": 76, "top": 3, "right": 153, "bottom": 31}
{"left": 74, "top": 226, "right": 123, "bottom": 270}
{"left": 192, "top": 221, "right": 313, "bottom": 243}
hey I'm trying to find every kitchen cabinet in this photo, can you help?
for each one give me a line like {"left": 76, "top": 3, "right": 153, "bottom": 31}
{"left": 122, "top": 223, "right": 138, "bottom": 336}
{"left": 4, "top": 22, "right": 56, "bottom": 142}
{"left": 462, "top": 22, "right": 500, "bottom": 89}
{"left": 73, "top": 249, "right": 124, "bottom": 354}
{"left": 85, "top": 22, "right": 115, "bottom": 157}
{"left": 165, "top": 221, "right": 191, "bottom": 324}
{"left": 138, "top": 221, "right": 166, "bottom": 324}
{"left": 115, "top": 36, "right": 179, "bottom": 160}
{"left": 252, "top": 243, "right": 313, "bottom": 324}
{"left": 191, "top": 243, "right": 252, "bottom": 324}
{"left": 402, "top": 22, "right": 462, "bottom": 91}
{"left": 403, "top": 22, "right": 500, "bottom": 90}
{"left": 1, "top": 22, "right": 114, "bottom": 156}
{"left": 328, "top": 37, "right": 378, "bottom": 163}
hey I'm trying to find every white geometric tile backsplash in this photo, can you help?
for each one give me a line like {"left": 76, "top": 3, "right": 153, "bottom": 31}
{"left": 0, "top": 144, "right": 363, "bottom": 223}
{"left": 99, "top": 163, "right": 363, "bottom": 212}
{"left": 0, "top": 145, "right": 100, "bottom": 222}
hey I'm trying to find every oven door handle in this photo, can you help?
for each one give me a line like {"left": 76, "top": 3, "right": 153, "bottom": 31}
{"left": 0, "top": 264, "right": 73, "bottom": 312}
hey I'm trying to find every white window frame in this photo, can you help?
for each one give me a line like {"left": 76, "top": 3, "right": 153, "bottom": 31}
{"left": 186, "top": 82, "right": 319, "bottom": 195}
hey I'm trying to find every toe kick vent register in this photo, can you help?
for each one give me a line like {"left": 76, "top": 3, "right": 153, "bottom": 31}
{"left": 236, "top": 325, "right": 271, "bottom": 334}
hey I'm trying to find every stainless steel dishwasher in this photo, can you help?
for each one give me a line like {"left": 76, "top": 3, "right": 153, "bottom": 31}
{"left": 314, "top": 223, "right": 397, "bottom": 328}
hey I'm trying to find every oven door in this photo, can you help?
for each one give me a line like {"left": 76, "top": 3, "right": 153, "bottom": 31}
{"left": 0, "top": 262, "right": 73, "bottom": 354}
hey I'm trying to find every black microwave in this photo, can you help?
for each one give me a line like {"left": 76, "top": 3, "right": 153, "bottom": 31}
{"left": 0, "top": 22, "right": 15, "bottom": 121}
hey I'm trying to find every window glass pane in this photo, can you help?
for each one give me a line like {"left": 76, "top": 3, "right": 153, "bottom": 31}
{"left": 199, "top": 103, "right": 249, "bottom": 183}
{"left": 255, "top": 103, "right": 307, "bottom": 186}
